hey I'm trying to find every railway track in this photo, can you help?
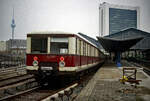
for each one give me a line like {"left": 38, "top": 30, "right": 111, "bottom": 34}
{"left": 0, "top": 69, "right": 96, "bottom": 101}
{"left": 1, "top": 82, "right": 78, "bottom": 101}
{"left": 0, "top": 74, "right": 34, "bottom": 88}
{"left": 0, "top": 74, "right": 38, "bottom": 100}
{"left": 143, "top": 68, "right": 150, "bottom": 76}
{"left": 125, "top": 60, "right": 150, "bottom": 76}
{"left": 0, "top": 86, "right": 40, "bottom": 101}
{"left": 0, "top": 66, "right": 26, "bottom": 81}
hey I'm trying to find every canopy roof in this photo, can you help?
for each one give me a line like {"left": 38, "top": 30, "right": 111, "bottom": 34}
{"left": 97, "top": 37, "right": 143, "bottom": 52}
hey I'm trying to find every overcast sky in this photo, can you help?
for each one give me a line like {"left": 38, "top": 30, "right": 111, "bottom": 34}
{"left": 0, "top": 0, "right": 150, "bottom": 40}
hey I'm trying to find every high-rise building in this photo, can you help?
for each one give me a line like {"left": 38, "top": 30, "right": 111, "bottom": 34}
{"left": 99, "top": 2, "right": 140, "bottom": 36}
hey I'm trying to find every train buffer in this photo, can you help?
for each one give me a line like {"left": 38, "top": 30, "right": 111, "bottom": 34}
{"left": 119, "top": 67, "right": 142, "bottom": 86}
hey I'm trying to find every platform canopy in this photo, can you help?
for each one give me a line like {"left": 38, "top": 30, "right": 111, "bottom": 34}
{"left": 97, "top": 37, "right": 143, "bottom": 52}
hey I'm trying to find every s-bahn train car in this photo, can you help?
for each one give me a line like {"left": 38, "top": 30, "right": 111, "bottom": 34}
{"left": 26, "top": 31, "right": 105, "bottom": 79}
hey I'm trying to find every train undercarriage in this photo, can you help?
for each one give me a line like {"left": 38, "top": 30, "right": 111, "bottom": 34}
{"left": 27, "top": 62, "right": 104, "bottom": 86}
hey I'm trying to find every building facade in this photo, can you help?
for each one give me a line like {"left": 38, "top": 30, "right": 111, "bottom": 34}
{"left": 0, "top": 41, "right": 7, "bottom": 52}
{"left": 6, "top": 39, "right": 26, "bottom": 55}
{"left": 99, "top": 2, "right": 140, "bottom": 36}
{"left": 0, "top": 39, "right": 26, "bottom": 56}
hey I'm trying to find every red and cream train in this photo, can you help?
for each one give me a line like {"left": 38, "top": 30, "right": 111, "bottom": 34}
{"left": 26, "top": 31, "right": 105, "bottom": 78}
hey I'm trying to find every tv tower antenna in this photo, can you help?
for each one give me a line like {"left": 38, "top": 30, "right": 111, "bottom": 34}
{"left": 11, "top": 8, "right": 16, "bottom": 40}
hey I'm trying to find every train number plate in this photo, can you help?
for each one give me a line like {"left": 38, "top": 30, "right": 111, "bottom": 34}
{"left": 41, "top": 67, "right": 53, "bottom": 70}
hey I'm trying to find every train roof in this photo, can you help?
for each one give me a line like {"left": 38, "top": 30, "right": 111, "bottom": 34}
{"left": 78, "top": 33, "right": 103, "bottom": 50}
{"left": 77, "top": 33, "right": 100, "bottom": 50}
{"left": 27, "top": 31, "right": 74, "bottom": 35}
{"left": 27, "top": 31, "right": 100, "bottom": 50}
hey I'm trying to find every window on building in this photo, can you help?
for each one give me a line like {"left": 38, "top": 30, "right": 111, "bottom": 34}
{"left": 50, "top": 37, "right": 68, "bottom": 54}
{"left": 31, "top": 37, "right": 47, "bottom": 53}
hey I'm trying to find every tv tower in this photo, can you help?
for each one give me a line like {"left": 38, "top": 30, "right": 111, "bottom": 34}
{"left": 11, "top": 8, "right": 16, "bottom": 40}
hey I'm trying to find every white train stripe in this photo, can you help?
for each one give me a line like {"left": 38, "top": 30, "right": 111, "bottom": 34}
{"left": 26, "top": 62, "right": 102, "bottom": 72}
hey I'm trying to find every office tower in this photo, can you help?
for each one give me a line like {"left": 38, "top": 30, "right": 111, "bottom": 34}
{"left": 99, "top": 2, "right": 140, "bottom": 36}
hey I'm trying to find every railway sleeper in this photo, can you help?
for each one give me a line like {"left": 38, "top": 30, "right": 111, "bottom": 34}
{"left": 0, "top": 81, "right": 38, "bottom": 100}
{"left": 42, "top": 83, "right": 78, "bottom": 101}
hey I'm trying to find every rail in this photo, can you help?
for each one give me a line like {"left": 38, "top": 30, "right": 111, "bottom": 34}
{"left": 0, "top": 76, "right": 37, "bottom": 101}
{"left": 0, "top": 65, "right": 26, "bottom": 81}
{"left": 126, "top": 58, "right": 150, "bottom": 76}
{"left": 42, "top": 83, "right": 78, "bottom": 101}
{"left": 0, "top": 86, "right": 39, "bottom": 101}
{"left": 0, "top": 74, "right": 34, "bottom": 87}
{"left": 126, "top": 57, "right": 150, "bottom": 67}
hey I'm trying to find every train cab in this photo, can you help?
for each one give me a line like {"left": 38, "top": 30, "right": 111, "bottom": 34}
{"left": 26, "top": 31, "right": 104, "bottom": 77}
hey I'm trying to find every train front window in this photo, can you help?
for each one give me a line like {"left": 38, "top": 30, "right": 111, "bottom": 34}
{"left": 50, "top": 37, "right": 68, "bottom": 54}
{"left": 31, "top": 37, "right": 47, "bottom": 53}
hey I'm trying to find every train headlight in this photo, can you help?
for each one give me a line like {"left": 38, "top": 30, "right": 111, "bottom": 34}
{"left": 33, "top": 56, "right": 38, "bottom": 61}
{"left": 60, "top": 56, "right": 64, "bottom": 61}
{"left": 59, "top": 61, "right": 65, "bottom": 67}
{"left": 33, "top": 60, "right": 38, "bottom": 66}
{"left": 59, "top": 56, "right": 65, "bottom": 67}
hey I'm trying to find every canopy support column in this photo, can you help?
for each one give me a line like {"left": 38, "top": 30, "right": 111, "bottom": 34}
{"left": 116, "top": 51, "right": 122, "bottom": 67}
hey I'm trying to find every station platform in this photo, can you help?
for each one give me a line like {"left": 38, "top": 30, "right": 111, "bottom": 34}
{"left": 75, "top": 61, "right": 150, "bottom": 101}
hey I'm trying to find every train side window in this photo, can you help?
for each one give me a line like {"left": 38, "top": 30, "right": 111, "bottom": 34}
{"left": 50, "top": 37, "right": 68, "bottom": 54}
{"left": 86, "top": 43, "right": 88, "bottom": 56}
{"left": 91, "top": 46, "right": 94, "bottom": 57}
{"left": 77, "top": 38, "right": 80, "bottom": 55}
{"left": 89, "top": 45, "right": 91, "bottom": 56}
{"left": 83, "top": 41, "right": 86, "bottom": 56}
{"left": 81, "top": 41, "right": 83, "bottom": 56}
{"left": 90, "top": 46, "right": 91, "bottom": 56}
{"left": 79, "top": 40, "right": 81, "bottom": 55}
{"left": 96, "top": 49, "right": 98, "bottom": 57}
{"left": 88, "top": 44, "right": 90, "bottom": 56}
{"left": 31, "top": 37, "right": 47, "bottom": 53}
{"left": 94, "top": 47, "right": 96, "bottom": 57}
